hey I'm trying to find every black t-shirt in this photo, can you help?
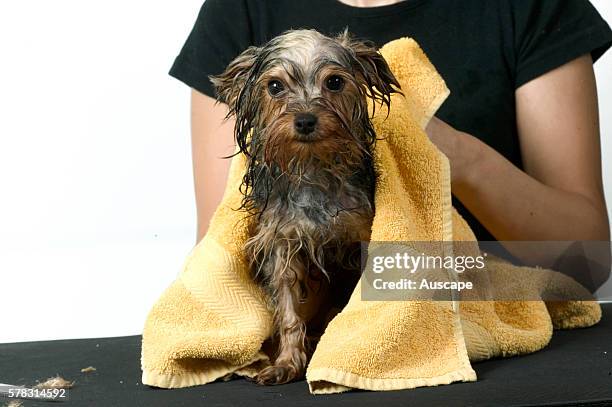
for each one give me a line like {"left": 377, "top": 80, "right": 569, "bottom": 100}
{"left": 169, "top": 0, "right": 612, "bottom": 241}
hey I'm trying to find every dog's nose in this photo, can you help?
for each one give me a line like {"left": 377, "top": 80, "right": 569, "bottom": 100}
{"left": 294, "top": 113, "right": 317, "bottom": 135}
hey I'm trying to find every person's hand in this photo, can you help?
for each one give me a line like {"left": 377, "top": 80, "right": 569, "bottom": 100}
{"left": 425, "top": 116, "right": 480, "bottom": 185}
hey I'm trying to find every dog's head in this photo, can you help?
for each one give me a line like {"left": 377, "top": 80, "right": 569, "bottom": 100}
{"left": 211, "top": 29, "right": 400, "bottom": 172}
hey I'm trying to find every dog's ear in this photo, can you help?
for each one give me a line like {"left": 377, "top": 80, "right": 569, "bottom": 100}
{"left": 209, "top": 45, "right": 261, "bottom": 109}
{"left": 336, "top": 30, "right": 400, "bottom": 109}
{"left": 210, "top": 46, "right": 263, "bottom": 157}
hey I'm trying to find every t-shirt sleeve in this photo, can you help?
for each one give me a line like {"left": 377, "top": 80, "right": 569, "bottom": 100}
{"left": 512, "top": 0, "right": 612, "bottom": 89}
{"left": 169, "top": 0, "right": 253, "bottom": 98}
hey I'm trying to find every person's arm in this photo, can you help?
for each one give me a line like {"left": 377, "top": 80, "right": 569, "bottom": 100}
{"left": 191, "top": 89, "right": 236, "bottom": 242}
{"left": 426, "top": 54, "right": 610, "bottom": 244}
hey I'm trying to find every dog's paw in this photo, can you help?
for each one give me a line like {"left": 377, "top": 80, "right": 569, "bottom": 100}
{"left": 254, "top": 363, "right": 302, "bottom": 385}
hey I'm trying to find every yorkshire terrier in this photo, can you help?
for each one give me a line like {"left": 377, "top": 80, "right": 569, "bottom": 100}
{"left": 211, "top": 29, "right": 399, "bottom": 385}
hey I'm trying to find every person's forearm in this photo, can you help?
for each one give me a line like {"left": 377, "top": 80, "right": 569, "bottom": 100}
{"left": 450, "top": 131, "right": 610, "bottom": 243}
{"left": 191, "top": 90, "right": 236, "bottom": 243}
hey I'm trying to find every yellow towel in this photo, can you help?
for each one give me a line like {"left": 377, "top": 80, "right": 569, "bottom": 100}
{"left": 141, "top": 38, "right": 601, "bottom": 393}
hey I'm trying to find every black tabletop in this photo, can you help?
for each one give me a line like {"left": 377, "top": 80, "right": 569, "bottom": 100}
{"left": 1, "top": 304, "right": 611, "bottom": 407}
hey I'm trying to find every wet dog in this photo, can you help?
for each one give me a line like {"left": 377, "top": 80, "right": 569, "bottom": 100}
{"left": 211, "top": 29, "right": 399, "bottom": 385}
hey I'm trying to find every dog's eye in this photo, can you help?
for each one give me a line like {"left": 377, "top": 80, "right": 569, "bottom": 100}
{"left": 325, "top": 75, "right": 344, "bottom": 92}
{"left": 267, "top": 80, "right": 285, "bottom": 97}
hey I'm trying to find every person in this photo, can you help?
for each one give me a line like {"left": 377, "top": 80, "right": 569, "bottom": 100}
{"left": 169, "top": 0, "right": 612, "bottom": 286}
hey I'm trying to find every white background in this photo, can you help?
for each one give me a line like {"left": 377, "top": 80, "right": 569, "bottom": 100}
{"left": 0, "top": 1, "right": 611, "bottom": 343}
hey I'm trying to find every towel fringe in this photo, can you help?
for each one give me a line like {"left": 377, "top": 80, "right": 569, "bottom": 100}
{"left": 141, "top": 353, "right": 269, "bottom": 389}
{"left": 307, "top": 366, "right": 476, "bottom": 394}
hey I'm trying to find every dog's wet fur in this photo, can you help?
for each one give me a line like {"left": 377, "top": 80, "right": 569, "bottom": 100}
{"left": 211, "top": 29, "right": 399, "bottom": 385}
